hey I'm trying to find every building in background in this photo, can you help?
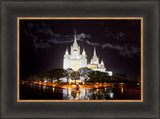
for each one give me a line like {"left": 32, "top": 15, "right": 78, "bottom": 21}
{"left": 87, "top": 47, "right": 106, "bottom": 72}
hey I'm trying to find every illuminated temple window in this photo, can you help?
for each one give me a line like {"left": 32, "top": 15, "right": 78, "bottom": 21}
{"left": 87, "top": 64, "right": 98, "bottom": 69}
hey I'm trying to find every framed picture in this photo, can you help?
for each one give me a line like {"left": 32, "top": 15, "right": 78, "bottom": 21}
{"left": 1, "top": 0, "right": 159, "bottom": 119}
{"left": 17, "top": 17, "right": 143, "bottom": 102}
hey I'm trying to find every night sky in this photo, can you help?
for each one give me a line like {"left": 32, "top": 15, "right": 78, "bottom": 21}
{"left": 20, "top": 19, "right": 141, "bottom": 80}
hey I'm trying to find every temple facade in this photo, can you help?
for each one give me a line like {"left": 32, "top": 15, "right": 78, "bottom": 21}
{"left": 87, "top": 47, "right": 106, "bottom": 72}
{"left": 63, "top": 31, "right": 87, "bottom": 71}
{"left": 63, "top": 31, "right": 112, "bottom": 76}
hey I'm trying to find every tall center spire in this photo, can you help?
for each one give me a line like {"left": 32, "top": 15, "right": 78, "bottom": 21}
{"left": 74, "top": 29, "right": 76, "bottom": 37}
{"left": 93, "top": 47, "right": 97, "bottom": 56}
{"left": 73, "top": 29, "right": 78, "bottom": 47}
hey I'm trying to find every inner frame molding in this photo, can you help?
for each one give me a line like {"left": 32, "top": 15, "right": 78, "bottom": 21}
{"left": 17, "top": 17, "right": 143, "bottom": 102}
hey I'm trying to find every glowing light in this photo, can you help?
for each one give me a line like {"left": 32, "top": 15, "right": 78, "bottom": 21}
{"left": 76, "top": 91, "right": 79, "bottom": 96}
{"left": 43, "top": 85, "right": 46, "bottom": 90}
{"left": 52, "top": 87, "right": 55, "bottom": 92}
{"left": 82, "top": 88, "right": 85, "bottom": 94}
{"left": 87, "top": 64, "right": 98, "bottom": 68}
{"left": 73, "top": 85, "right": 76, "bottom": 87}
{"left": 105, "top": 87, "right": 107, "bottom": 92}
{"left": 43, "top": 83, "right": 46, "bottom": 86}
{"left": 109, "top": 92, "right": 114, "bottom": 98}
{"left": 96, "top": 88, "right": 99, "bottom": 92}
{"left": 38, "top": 86, "right": 41, "bottom": 90}
{"left": 120, "top": 83, "right": 124, "bottom": 94}
{"left": 69, "top": 88, "right": 71, "bottom": 95}
{"left": 121, "top": 87, "right": 124, "bottom": 94}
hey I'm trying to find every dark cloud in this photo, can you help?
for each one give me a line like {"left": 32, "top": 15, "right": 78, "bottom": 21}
{"left": 119, "top": 45, "right": 140, "bottom": 57}
{"left": 102, "top": 43, "right": 140, "bottom": 57}
{"left": 24, "top": 28, "right": 91, "bottom": 49}
{"left": 22, "top": 21, "right": 139, "bottom": 58}
{"left": 24, "top": 27, "right": 139, "bottom": 58}
{"left": 104, "top": 30, "right": 126, "bottom": 40}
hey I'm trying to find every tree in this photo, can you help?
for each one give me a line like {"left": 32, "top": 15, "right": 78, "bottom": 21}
{"left": 26, "top": 75, "right": 37, "bottom": 82}
{"left": 71, "top": 71, "right": 80, "bottom": 84}
{"left": 88, "top": 71, "right": 98, "bottom": 83}
{"left": 65, "top": 68, "right": 74, "bottom": 84}
{"left": 88, "top": 70, "right": 110, "bottom": 83}
{"left": 112, "top": 73, "right": 127, "bottom": 83}
{"left": 35, "top": 76, "right": 41, "bottom": 82}
{"left": 79, "top": 67, "right": 92, "bottom": 83}
{"left": 41, "top": 70, "right": 51, "bottom": 82}
{"left": 50, "top": 68, "right": 67, "bottom": 84}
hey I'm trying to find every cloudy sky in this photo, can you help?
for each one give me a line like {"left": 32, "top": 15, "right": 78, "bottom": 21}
{"left": 20, "top": 19, "right": 141, "bottom": 80}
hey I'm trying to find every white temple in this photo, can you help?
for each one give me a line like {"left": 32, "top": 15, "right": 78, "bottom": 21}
{"left": 87, "top": 47, "right": 106, "bottom": 72}
{"left": 63, "top": 30, "right": 87, "bottom": 71}
{"left": 63, "top": 30, "right": 112, "bottom": 76}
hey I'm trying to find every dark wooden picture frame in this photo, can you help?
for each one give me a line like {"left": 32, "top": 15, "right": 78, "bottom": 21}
{"left": 1, "top": 0, "right": 159, "bottom": 119}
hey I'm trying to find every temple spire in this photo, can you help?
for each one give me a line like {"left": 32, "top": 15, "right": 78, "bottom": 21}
{"left": 93, "top": 47, "right": 97, "bottom": 56}
{"left": 74, "top": 29, "right": 76, "bottom": 37}
{"left": 65, "top": 48, "right": 69, "bottom": 55}
{"left": 101, "top": 59, "right": 104, "bottom": 65}
{"left": 82, "top": 49, "right": 86, "bottom": 55}
{"left": 73, "top": 29, "right": 78, "bottom": 47}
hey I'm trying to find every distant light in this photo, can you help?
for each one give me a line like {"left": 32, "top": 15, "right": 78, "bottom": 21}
{"left": 109, "top": 92, "right": 114, "bottom": 98}
{"left": 73, "top": 85, "right": 76, "bottom": 87}
{"left": 43, "top": 85, "right": 46, "bottom": 90}
{"left": 96, "top": 88, "right": 99, "bottom": 92}
{"left": 121, "top": 87, "right": 124, "bottom": 94}
{"left": 52, "top": 87, "right": 55, "bottom": 92}
{"left": 82, "top": 88, "right": 85, "bottom": 94}
{"left": 107, "top": 71, "right": 113, "bottom": 76}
